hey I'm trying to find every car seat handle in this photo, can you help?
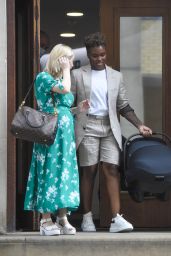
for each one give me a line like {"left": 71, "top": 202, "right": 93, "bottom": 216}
{"left": 123, "top": 132, "right": 171, "bottom": 171}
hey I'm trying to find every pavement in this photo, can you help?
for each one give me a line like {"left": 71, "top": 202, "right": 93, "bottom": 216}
{"left": 0, "top": 231, "right": 171, "bottom": 256}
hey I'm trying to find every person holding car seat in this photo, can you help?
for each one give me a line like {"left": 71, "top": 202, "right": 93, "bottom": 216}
{"left": 71, "top": 32, "right": 152, "bottom": 233}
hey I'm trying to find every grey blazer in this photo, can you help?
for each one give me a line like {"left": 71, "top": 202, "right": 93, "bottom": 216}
{"left": 71, "top": 64, "right": 129, "bottom": 149}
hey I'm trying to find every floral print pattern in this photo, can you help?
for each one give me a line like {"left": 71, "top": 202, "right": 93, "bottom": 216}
{"left": 24, "top": 72, "right": 80, "bottom": 213}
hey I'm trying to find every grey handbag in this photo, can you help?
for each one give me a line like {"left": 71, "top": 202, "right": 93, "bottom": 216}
{"left": 10, "top": 80, "right": 58, "bottom": 146}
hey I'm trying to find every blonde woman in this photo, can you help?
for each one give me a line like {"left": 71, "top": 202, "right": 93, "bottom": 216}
{"left": 24, "top": 44, "right": 89, "bottom": 236}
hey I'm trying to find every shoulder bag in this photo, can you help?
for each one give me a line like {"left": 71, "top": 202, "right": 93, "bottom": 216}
{"left": 10, "top": 80, "right": 58, "bottom": 146}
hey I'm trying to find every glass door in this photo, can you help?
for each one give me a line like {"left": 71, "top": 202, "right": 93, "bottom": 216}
{"left": 120, "top": 17, "right": 162, "bottom": 137}
{"left": 119, "top": 13, "right": 171, "bottom": 229}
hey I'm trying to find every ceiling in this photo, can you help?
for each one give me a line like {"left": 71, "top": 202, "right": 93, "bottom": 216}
{"left": 40, "top": 0, "right": 100, "bottom": 50}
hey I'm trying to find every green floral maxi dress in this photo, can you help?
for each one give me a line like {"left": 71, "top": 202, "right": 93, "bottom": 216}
{"left": 24, "top": 72, "right": 80, "bottom": 213}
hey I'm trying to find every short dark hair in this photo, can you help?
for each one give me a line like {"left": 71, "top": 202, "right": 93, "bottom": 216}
{"left": 84, "top": 32, "right": 106, "bottom": 51}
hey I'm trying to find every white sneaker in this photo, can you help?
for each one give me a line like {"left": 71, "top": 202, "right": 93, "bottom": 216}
{"left": 40, "top": 218, "right": 61, "bottom": 236}
{"left": 56, "top": 216, "right": 76, "bottom": 235}
{"left": 81, "top": 212, "right": 96, "bottom": 232}
{"left": 109, "top": 214, "right": 133, "bottom": 233}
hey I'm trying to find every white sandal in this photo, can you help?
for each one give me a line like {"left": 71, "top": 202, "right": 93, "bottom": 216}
{"left": 56, "top": 216, "right": 76, "bottom": 235}
{"left": 40, "top": 218, "right": 61, "bottom": 236}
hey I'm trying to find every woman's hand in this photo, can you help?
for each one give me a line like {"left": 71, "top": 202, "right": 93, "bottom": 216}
{"left": 78, "top": 99, "right": 90, "bottom": 113}
{"left": 138, "top": 124, "right": 152, "bottom": 136}
{"left": 58, "top": 56, "right": 70, "bottom": 70}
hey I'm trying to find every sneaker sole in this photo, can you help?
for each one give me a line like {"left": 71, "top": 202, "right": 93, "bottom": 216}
{"left": 109, "top": 227, "right": 133, "bottom": 233}
{"left": 40, "top": 230, "right": 61, "bottom": 236}
{"left": 81, "top": 226, "right": 96, "bottom": 232}
{"left": 81, "top": 229, "right": 96, "bottom": 232}
{"left": 60, "top": 229, "right": 76, "bottom": 235}
{"left": 60, "top": 231, "right": 76, "bottom": 235}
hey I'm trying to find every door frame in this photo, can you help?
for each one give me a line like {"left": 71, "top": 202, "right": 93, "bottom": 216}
{"left": 7, "top": 0, "right": 40, "bottom": 231}
{"left": 100, "top": 0, "right": 171, "bottom": 227}
{"left": 7, "top": 0, "right": 16, "bottom": 232}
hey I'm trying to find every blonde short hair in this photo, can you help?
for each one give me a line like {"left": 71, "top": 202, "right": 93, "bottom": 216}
{"left": 45, "top": 44, "right": 74, "bottom": 78}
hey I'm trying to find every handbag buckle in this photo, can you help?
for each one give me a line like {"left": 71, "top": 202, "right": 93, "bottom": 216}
{"left": 19, "top": 100, "right": 25, "bottom": 109}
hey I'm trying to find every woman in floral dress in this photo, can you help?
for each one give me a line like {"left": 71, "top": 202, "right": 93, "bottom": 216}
{"left": 24, "top": 44, "right": 89, "bottom": 236}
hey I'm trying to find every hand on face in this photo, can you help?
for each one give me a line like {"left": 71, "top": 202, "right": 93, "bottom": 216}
{"left": 58, "top": 56, "right": 71, "bottom": 70}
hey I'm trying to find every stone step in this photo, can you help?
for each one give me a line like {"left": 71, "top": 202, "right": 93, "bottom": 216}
{"left": 0, "top": 232, "right": 171, "bottom": 256}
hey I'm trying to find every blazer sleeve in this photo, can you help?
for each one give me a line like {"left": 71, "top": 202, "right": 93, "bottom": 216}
{"left": 116, "top": 72, "right": 129, "bottom": 112}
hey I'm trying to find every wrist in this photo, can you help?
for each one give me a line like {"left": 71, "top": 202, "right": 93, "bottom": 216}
{"left": 137, "top": 123, "right": 142, "bottom": 128}
{"left": 62, "top": 68, "right": 70, "bottom": 73}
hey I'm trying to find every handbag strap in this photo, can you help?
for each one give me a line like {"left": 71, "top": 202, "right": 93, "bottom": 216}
{"left": 19, "top": 80, "right": 35, "bottom": 108}
{"left": 19, "top": 80, "right": 57, "bottom": 115}
{"left": 51, "top": 92, "right": 57, "bottom": 115}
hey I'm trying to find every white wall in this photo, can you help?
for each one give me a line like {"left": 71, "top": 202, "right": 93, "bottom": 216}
{"left": 0, "top": 0, "right": 7, "bottom": 233}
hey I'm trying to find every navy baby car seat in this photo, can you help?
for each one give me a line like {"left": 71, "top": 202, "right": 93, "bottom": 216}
{"left": 123, "top": 133, "right": 171, "bottom": 202}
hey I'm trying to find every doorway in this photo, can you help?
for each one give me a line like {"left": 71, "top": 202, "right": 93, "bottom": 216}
{"left": 100, "top": 0, "right": 171, "bottom": 228}
{"left": 8, "top": 0, "right": 171, "bottom": 231}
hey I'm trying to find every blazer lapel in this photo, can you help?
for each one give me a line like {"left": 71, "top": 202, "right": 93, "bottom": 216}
{"left": 106, "top": 65, "right": 117, "bottom": 105}
{"left": 106, "top": 65, "right": 116, "bottom": 90}
{"left": 81, "top": 65, "right": 92, "bottom": 100}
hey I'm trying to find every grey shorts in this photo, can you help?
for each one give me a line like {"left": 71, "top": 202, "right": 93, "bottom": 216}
{"left": 78, "top": 115, "right": 120, "bottom": 167}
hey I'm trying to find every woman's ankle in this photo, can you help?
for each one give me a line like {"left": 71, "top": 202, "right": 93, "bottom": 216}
{"left": 42, "top": 213, "right": 51, "bottom": 219}
{"left": 83, "top": 211, "right": 92, "bottom": 218}
{"left": 40, "top": 213, "right": 53, "bottom": 227}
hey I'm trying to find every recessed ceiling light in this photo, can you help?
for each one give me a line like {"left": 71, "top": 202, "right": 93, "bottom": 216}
{"left": 66, "top": 12, "right": 84, "bottom": 17}
{"left": 60, "top": 33, "right": 76, "bottom": 38}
